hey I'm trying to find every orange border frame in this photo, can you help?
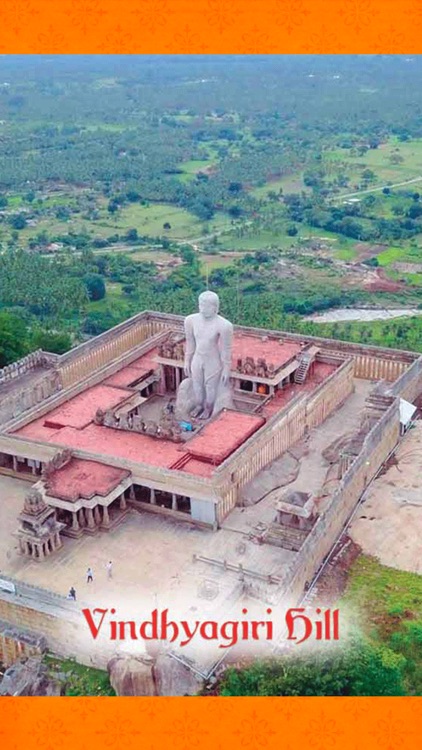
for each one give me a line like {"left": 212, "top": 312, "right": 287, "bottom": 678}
{"left": 1, "top": 1, "right": 421, "bottom": 747}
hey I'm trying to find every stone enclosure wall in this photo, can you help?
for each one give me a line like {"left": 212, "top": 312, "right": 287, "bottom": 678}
{"left": 280, "top": 399, "right": 401, "bottom": 604}
{"left": 213, "top": 359, "right": 355, "bottom": 522}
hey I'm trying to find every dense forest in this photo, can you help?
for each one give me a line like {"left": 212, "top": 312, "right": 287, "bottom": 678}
{"left": 1, "top": 54, "right": 422, "bottom": 364}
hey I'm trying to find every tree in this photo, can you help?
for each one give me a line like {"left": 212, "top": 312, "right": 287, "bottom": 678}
{"left": 228, "top": 205, "right": 242, "bottom": 218}
{"left": 0, "top": 312, "right": 28, "bottom": 367}
{"left": 83, "top": 273, "right": 106, "bottom": 301}
{"left": 30, "top": 330, "right": 72, "bottom": 354}
{"left": 10, "top": 214, "right": 27, "bottom": 230}
{"left": 107, "top": 200, "right": 119, "bottom": 214}
{"left": 361, "top": 169, "right": 376, "bottom": 183}
{"left": 179, "top": 245, "right": 196, "bottom": 265}
{"left": 228, "top": 181, "right": 243, "bottom": 194}
{"left": 0, "top": 195, "right": 8, "bottom": 208}
{"left": 163, "top": 222, "right": 171, "bottom": 230}
{"left": 126, "top": 190, "right": 141, "bottom": 202}
{"left": 287, "top": 225, "right": 298, "bottom": 236}
{"left": 124, "top": 228, "right": 138, "bottom": 243}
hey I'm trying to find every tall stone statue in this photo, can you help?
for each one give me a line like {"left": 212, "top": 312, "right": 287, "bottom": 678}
{"left": 176, "top": 291, "right": 234, "bottom": 420}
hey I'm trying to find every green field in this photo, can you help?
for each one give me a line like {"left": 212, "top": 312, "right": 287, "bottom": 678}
{"left": 176, "top": 159, "right": 214, "bottom": 183}
{"left": 325, "top": 137, "right": 422, "bottom": 189}
{"left": 99, "top": 202, "right": 230, "bottom": 240}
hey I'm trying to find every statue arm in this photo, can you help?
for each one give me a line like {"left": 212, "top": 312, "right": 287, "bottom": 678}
{"left": 184, "top": 316, "right": 195, "bottom": 377}
{"left": 220, "top": 321, "right": 233, "bottom": 384}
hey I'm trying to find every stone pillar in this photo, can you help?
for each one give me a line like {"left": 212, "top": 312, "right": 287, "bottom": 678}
{"left": 86, "top": 507, "right": 95, "bottom": 530}
{"left": 12, "top": 456, "right": 17, "bottom": 472}
{"left": 157, "top": 365, "right": 166, "bottom": 396}
{"left": 129, "top": 485, "right": 135, "bottom": 501}
{"left": 78, "top": 508, "right": 86, "bottom": 527}
{"left": 102, "top": 505, "right": 110, "bottom": 528}
{"left": 120, "top": 494, "right": 127, "bottom": 511}
{"left": 252, "top": 380, "right": 257, "bottom": 393}
{"left": 150, "top": 488, "right": 156, "bottom": 505}
{"left": 172, "top": 494, "right": 178, "bottom": 511}
{"left": 175, "top": 367, "right": 180, "bottom": 389}
{"left": 72, "top": 513, "right": 80, "bottom": 532}
{"left": 94, "top": 506, "right": 101, "bottom": 526}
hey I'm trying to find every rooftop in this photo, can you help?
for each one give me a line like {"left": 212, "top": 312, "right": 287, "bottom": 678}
{"left": 45, "top": 458, "right": 130, "bottom": 502}
{"left": 11, "top": 331, "right": 340, "bottom": 476}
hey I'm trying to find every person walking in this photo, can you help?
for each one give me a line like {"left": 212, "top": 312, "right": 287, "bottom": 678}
{"left": 106, "top": 561, "right": 113, "bottom": 580}
{"left": 67, "top": 586, "right": 76, "bottom": 600}
{"left": 86, "top": 567, "right": 94, "bottom": 583}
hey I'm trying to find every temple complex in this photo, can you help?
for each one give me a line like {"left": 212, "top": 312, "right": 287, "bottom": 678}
{"left": 0, "top": 307, "right": 421, "bottom": 679}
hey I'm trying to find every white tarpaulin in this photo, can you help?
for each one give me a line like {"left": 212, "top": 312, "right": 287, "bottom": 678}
{"left": 399, "top": 398, "right": 417, "bottom": 428}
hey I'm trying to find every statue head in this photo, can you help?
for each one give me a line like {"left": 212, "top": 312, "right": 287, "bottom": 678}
{"left": 198, "top": 290, "right": 219, "bottom": 320}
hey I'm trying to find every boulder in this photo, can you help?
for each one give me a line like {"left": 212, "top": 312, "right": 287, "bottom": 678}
{"left": 0, "top": 656, "right": 65, "bottom": 696}
{"left": 107, "top": 654, "right": 156, "bottom": 696}
{"left": 154, "top": 653, "right": 203, "bottom": 696}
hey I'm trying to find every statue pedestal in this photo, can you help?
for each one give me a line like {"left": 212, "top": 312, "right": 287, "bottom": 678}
{"left": 175, "top": 376, "right": 234, "bottom": 422}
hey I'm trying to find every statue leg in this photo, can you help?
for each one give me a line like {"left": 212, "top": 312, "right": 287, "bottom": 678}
{"left": 190, "top": 358, "right": 205, "bottom": 417}
{"left": 202, "top": 365, "right": 222, "bottom": 420}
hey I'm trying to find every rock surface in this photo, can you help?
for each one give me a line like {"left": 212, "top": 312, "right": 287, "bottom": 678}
{"left": 154, "top": 653, "right": 202, "bottom": 696}
{"left": 240, "top": 451, "right": 300, "bottom": 506}
{"left": 0, "top": 656, "right": 65, "bottom": 696}
{"left": 107, "top": 653, "right": 157, "bottom": 696}
{"left": 107, "top": 652, "right": 203, "bottom": 696}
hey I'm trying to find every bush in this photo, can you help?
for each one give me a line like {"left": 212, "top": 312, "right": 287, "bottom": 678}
{"left": 30, "top": 330, "right": 72, "bottom": 355}
{"left": 218, "top": 638, "right": 406, "bottom": 696}
{"left": 83, "top": 273, "right": 106, "bottom": 301}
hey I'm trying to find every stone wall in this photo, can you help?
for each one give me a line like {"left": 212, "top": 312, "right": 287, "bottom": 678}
{"left": 0, "top": 350, "right": 55, "bottom": 384}
{"left": 0, "top": 369, "right": 62, "bottom": 428}
{"left": 390, "top": 355, "right": 422, "bottom": 403}
{"left": 0, "top": 619, "right": 47, "bottom": 668}
{"left": 280, "top": 399, "right": 400, "bottom": 604}
{"left": 213, "top": 359, "right": 354, "bottom": 522}
{"left": 0, "top": 580, "right": 109, "bottom": 669}
{"left": 58, "top": 316, "right": 167, "bottom": 390}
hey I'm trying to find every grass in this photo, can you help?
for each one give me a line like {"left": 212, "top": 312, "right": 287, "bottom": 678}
{"left": 44, "top": 655, "right": 115, "bottom": 696}
{"left": 176, "top": 159, "right": 214, "bottom": 183}
{"left": 325, "top": 137, "right": 422, "bottom": 189}
{"left": 250, "top": 172, "right": 305, "bottom": 198}
{"left": 376, "top": 246, "right": 407, "bottom": 266}
{"left": 200, "top": 253, "right": 242, "bottom": 271}
{"left": 340, "top": 555, "right": 422, "bottom": 695}
{"left": 97, "top": 202, "right": 230, "bottom": 240}
{"left": 334, "top": 246, "right": 357, "bottom": 261}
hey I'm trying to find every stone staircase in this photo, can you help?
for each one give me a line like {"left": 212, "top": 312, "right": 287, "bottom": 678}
{"left": 294, "top": 346, "right": 320, "bottom": 384}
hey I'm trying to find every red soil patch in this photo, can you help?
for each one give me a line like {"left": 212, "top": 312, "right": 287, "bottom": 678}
{"left": 363, "top": 268, "right": 405, "bottom": 292}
